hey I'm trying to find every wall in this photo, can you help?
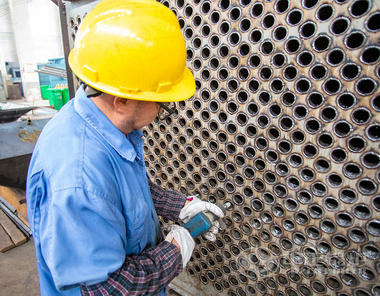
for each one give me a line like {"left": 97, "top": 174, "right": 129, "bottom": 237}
{"left": 0, "top": 0, "right": 64, "bottom": 99}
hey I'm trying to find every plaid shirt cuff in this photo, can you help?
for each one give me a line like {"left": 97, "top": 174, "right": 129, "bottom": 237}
{"left": 81, "top": 241, "right": 182, "bottom": 296}
{"left": 148, "top": 179, "right": 186, "bottom": 221}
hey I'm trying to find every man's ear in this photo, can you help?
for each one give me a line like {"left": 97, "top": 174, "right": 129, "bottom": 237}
{"left": 113, "top": 96, "right": 129, "bottom": 113}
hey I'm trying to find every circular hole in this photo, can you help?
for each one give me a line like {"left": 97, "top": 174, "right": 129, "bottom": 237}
{"left": 273, "top": 184, "right": 287, "bottom": 198}
{"left": 270, "top": 79, "right": 284, "bottom": 93}
{"left": 317, "top": 241, "right": 332, "bottom": 254}
{"left": 327, "top": 48, "right": 345, "bottom": 66}
{"left": 330, "top": 16, "right": 350, "bottom": 35}
{"left": 220, "top": 0, "right": 230, "bottom": 10}
{"left": 315, "top": 158, "right": 331, "bottom": 173}
{"left": 260, "top": 66, "right": 273, "bottom": 81}
{"left": 310, "top": 64, "right": 327, "bottom": 80}
{"left": 302, "top": 0, "right": 319, "bottom": 9}
{"left": 287, "top": 9, "right": 303, "bottom": 26}
{"left": 334, "top": 120, "right": 352, "bottom": 137}
{"left": 298, "top": 51, "right": 314, "bottom": 67}
{"left": 282, "top": 91, "right": 296, "bottom": 106}
{"left": 291, "top": 130, "right": 306, "bottom": 144}
{"left": 362, "top": 152, "right": 380, "bottom": 168}
{"left": 311, "top": 181, "right": 328, "bottom": 197}
{"left": 229, "top": 7, "right": 241, "bottom": 21}
{"left": 335, "top": 212, "right": 354, "bottom": 227}
{"left": 305, "top": 118, "right": 321, "bottom": 134}
{"left": 273, "top": 26, "right": 288, "bottom": 41}
{"left": 337, "top": 93, "right": 356, "bottom": 110}
{"left": 356, "top": 77, "right": 377, "bottom": 96}
{"left": 297, "top": 190, "right": 313, "bottom": 204}
{"left": 251, "top": 2, "right": 264, "bottom": 17}
{"left": 268, "top": 127, "right": 280, "bottom": 140}
{"left": 228, "top": 32, "right": 241, "bottom": 46}
{"left": 343, "top": 162, "right": 362, "bottom": 179}
{"left": 367, "top": 123, "right": 380, "bottom": 141}
{"left": 280, "top": 116, "right": 294, "bottom": 131}
{"left": 324, "top": 78, "right": 341, "bottom": 95}
{"left": 352, "top": 107, "right": 371, "bottom": 125}
{"left": 299, "top": 167, "right": 315, "bottom": 182}
{"left": 289, "top": 153, "right": 303, "bottom": 168}
{"left": 361, "top": 46, "right": 380, "bottom": 64}
{"left": 320, "top": 219, "right": 336, "bottom": 233}
{"left": 307, "top": 92, "right": 324, "bottom": 108}
{"left": 276, "top": 162, "right": 290, "bottom": 176}
{"left": 239, "top": 18, "right": 251, "bottom": 32}
{"left": 313, "top": 35, "right": 330, "bottom": 52}
{"left": 341, "top": 63, "right": 360, "bottom": 80}
{"left": 340, "top": 188, "right": 358, "bottom": 204}
{"left": 331, "top": 148, "right": 347, "bottom": 163}
{"left": 350, "top": 0, "right": 371, "bottom": 18}
{"left": 275, "top": 0, "right": 289, "bottom": 13}
{"left": 262, "top": 14, "right": 275, "bottom": 29}
{"left": 317, "top": 4, "right": 334, "bottom": 21}
{"left": 358, "top": 178, "right": 378, "bottom": 195}
{"left": 286, "top": 38, "right": 301, "bottom": 55}
{"left": 345, "top": 31, "right": 366, "bottom": 50}
{"left": 293, "top": 232, "right": 307, "bottom": 245}
{"left": 250, "top": 29, "right": 263, "bottom": 44}
{"left": 238, "top": 43, "right": 250, "bottom": 57}
{"left": 278, "top": 140, "right": 292, "bottom": 154}
{"left": 300, "top": 21, "right": 316, "bottom": 38}
{"left": 272, "top": 53, "right": 286, "bottom": 68}
{"left": 366, "top": 12, "right": 380, "bottom": 32}
{"left": 259, "top": 91, "right": 271, "bottom": 105}
{"left": 331, "top": 234, "right": 350, "bottom": 249}
{"left": 303, "top": 143, "right": 318, "bottom": 158}
{"left": 372, "top": 95, "right": 380, "bottom": 111}
{"left": 348, "top": 136, "right": 366, "bottom": 152}
{"left": 219, "top": 21, "right": 231, "bottom": 35}
{"left": 238, "top": 67, "right": 250, "bottom": 81}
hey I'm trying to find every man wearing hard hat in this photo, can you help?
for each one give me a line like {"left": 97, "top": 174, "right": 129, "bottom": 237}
{"left": 26, "top": 0, "right": 224, "bottom": 295}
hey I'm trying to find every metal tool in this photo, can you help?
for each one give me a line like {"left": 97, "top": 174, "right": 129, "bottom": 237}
{"left": 183, "top": 204, "right": 226, "bottom": 238}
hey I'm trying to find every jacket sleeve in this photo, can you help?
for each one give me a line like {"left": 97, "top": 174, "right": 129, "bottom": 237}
{"left": 148, "top": 179, "right": 187, "bottom": 221}
{"left": 81, "top": 241, "right": 182, "bottom": 296}
{"left": 33, "top": 185, "right": 182, "bottom": 295}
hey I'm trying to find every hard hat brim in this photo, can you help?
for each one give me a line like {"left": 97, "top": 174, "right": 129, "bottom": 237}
{"left": 69, "top": 50, "right": 195, "bottom": 103}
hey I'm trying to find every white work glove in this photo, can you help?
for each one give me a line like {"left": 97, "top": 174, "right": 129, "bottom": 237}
{"left": 179, "top": 196, "right": 225, "bottom": 242}
{"left": 165, "top": 225, "right": 195, "bottom": 268}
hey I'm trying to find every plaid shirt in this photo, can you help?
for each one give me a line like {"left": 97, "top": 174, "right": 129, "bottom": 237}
{"left": 81, "top": 181, "right": 187, "bottom": 296}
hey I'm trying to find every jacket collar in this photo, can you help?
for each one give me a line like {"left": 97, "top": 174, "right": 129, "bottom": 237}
{"left": 73, "top": 85, "right": 142, "bottom": 162}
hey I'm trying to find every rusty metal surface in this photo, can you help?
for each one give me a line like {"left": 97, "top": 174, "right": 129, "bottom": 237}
{"left": 66, "top": 0, "right": 380, "bottom": 295}
{"left": 143, "top": 0, "right": 380, "bottom": 295}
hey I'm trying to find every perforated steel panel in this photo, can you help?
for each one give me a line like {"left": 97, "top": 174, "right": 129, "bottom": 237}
{"left": 66, "top": 0, "right": 380, "bottom": 295}
{"left": 143, "top": 0, "right": 380, "bottom": 295}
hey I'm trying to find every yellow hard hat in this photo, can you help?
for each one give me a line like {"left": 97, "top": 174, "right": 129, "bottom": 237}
{"left": 68, "top": 0, "right": 195, "bottom": 102}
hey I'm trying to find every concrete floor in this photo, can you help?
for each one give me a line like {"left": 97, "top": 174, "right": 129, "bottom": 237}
{"left": 0, "top": 239, "right": 40, "bottom": 296}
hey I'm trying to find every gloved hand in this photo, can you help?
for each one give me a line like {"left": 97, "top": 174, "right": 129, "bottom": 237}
{"left": 165, "top": 225, "right": 195, "bottom": 268}
{"left": 179, "top": 196, "right": 225, "bottom": 242}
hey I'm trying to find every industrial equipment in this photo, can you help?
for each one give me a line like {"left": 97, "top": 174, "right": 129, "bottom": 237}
{"left": 60, "top": 0, "right": 380, "bottom": 295}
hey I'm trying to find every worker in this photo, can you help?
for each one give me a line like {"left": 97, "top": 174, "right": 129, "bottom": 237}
{"left": 26, "top": 0, "right": 225, "bottom": 295}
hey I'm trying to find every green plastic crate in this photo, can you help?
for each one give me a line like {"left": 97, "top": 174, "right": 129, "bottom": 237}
{"left": 40, "top": 85, "right": 50, "bottom": 100}
{"left": 47, "top": 89, "right": 64, "bottom": 110}
{"left": 62, "top": 88, "right": 70, "bottom": 104}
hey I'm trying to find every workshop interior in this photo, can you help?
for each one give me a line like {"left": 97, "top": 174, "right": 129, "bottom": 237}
{"left": 0, "top": 0, "right": 379, "bottom": 295}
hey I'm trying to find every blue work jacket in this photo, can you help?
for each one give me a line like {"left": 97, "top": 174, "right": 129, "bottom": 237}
{"left": 27, "top": 86, "right": 163, "bottom": 295}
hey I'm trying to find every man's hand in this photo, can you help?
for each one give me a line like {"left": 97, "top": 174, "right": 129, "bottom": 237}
{"left": 171, "top": 238, "right": 180, "bottom": 251}
{"left": 179, "top": 196, "right": 225, "bottom": 241}
{"left": 165, "top": 225, "right": 195, "bottom": 268}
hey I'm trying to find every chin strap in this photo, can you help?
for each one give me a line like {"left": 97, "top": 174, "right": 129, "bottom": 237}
{"left": 83, "top": 83, "right": 103, "bottom": 98}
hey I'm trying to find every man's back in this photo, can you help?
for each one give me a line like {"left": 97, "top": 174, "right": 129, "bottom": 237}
{"left": 27, "top": 87, "right": 159, "bottom": 295}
